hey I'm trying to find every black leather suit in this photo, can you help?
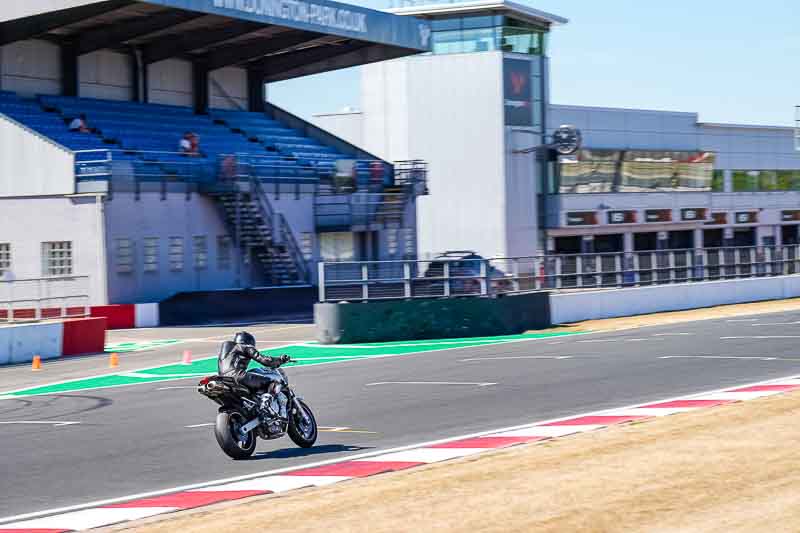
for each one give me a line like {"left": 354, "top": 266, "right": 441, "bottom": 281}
{"left": 217, "top": 341, "right": 284, "bottom": 391}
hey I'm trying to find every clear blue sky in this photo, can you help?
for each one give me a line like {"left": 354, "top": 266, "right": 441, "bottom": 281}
{"left": 268, "top": 0, "right": 799, "bottom": 126}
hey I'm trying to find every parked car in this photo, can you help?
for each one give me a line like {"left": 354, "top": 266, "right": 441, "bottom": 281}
{"left": 419, "top": 251, "right": 512, "bottom": 296}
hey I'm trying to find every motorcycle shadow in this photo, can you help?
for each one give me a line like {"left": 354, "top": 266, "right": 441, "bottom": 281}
{"left": 250, "top": 444, "right": 372, "bottom": 461}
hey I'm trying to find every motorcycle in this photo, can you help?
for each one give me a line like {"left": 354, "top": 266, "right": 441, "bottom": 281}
{"left": 197, "top": 360, "right": 317, "bottom": 459}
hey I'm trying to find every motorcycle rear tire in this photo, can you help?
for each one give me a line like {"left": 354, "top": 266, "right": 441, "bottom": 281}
{"left": 215, "top": 411, "right": 256, "bottom": 460}
{"left": 288, "top": 399, "right": 317, "bottom": 448}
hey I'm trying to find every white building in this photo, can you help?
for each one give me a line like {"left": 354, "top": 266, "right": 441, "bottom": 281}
{"left": 314, "top": 0, "right": 800, "bottom": 260}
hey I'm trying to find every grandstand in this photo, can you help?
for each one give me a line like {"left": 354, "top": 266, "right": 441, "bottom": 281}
{"left": 0, "top": 0, "right": 430, "bottom": 306}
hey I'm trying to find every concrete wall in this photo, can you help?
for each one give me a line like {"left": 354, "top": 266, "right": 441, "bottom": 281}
{"left": 0, "top": 322, "right": 63, "bottom": 364}
{"left": 311, "top": 112, "right": 364, "bottom": 147}
{"left": 0, "top": 195, "right": 107, "bottom": 304}
{"left": 148, "top": 59, "right": 193, "bottom": 107}
{"left": 0, "top": 39, "right": 61, "bottom": 96}
{"left": 316, "top": 291, "right": 551, "bottom": 344}
{"left": 209, "top": 67, "right": 247, "bottom": 110}
{"left": 103, "top": 192, "right": 245, "bottom": 304}
{"left": 79, "top": 50, "right": 133, "bottom": 101}
{"left": 0, "top": 115, "right": 75, "bottom": 197}
{"left": 359, "top": 52, "right": 508, "bottom": 260}
{"left": 550, "top": 275, "right": 800, "bottom": 324}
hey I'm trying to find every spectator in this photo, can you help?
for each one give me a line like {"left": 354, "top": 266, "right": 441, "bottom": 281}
{"left": 190, "top": 132, "right": 201, "bottom": 155}
{"left": 69, "top": 113, "right": 90, "bottom": 133}
{"left": 179, "top": 132, "right": 202, "bottom": 157}
{"left": 179, "top": 132, "right": 193, "bottom": 154}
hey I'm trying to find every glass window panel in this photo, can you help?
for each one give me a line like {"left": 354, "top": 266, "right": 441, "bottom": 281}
{"left": 712, "top": 170, "right": 725, "bottom": 191}
{"left": 431, "top": 30, "right": 464, "bottom": 54}
{"left": 217, "top": 235, "right": 232, "bottom": 270}
{"left": 0, "top": 243, "right": 10, "bottom": 274}
{"left": 732, "top": 171, "right": 758, "bottom": 192}
{"left": 431, "top": 17, "right": 461, "bottom": 31}
{"left": 557, "top": 150, "right": 620, "bottom": 193}
{"left": 143, "top": 237, "right": 159, "bottom": 273}
{"left": 462, "top": 15, "right": 494, "bottom": 29}
{"left": 460, "top": 27, "right": 497, "bottom": 53}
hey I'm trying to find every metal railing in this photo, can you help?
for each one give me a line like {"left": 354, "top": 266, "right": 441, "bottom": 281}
{"left": 0, "top": 275, "right": 90, "bottom": 323}
{"left": 318, "top": 245, "right": 800, "bottom": 302}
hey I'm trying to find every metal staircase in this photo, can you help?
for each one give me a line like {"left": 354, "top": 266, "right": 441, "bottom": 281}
{"left": 207, "top": 177, "right": 309, "bottom": 286}
{"left": 314, "top": 160, "right": 428, "bottom": 231}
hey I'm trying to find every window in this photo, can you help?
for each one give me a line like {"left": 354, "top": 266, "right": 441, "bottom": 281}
{"left": 731, "top": 170, "right": 800, "bottom": 192}
{"left": 168, "top": 237, "right": 184, "bottom": 272}
{"left": 319, "top": 232, "right": 355, "bottom": 262}
{"left": 42, "top": 241, "right": 73, "bottom": 276}
{"left": 556, "top": 150, "right": 716, "bottom": 193}
{"left": 300, "top": 232, "right": 314, "bottom": 260}
{"left": 193, "top": 236, "right": 208, "bottom": 270}
{"left": 115, "top": 238, "right": 134, "bottom": 274}
{"left": 0, "top": 243, "right": 10, "bottom": 275}
{"left": 143, "top": 237, "right": 159, "bottom": 273}
{"left": 217, "top": 235, "right": 232, "bottom": 270}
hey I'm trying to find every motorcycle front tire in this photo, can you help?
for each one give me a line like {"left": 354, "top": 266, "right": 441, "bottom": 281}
{"left": 288, "top": 399, "right": 317, "bottom": 448}
{"left": 214, "top": 410, "right": 257, "bottom": 460}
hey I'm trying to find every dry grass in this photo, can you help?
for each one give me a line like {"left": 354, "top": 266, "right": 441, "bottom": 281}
{"left": 116, "top": 389, "right": 800, "bottom": 533}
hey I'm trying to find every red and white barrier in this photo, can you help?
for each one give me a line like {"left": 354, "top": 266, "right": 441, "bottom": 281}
{"left": 0, "top": 316, "right": 107, "bottom": 365}
{"left": 90, "top": 303, "right": 159, "bottom": 330}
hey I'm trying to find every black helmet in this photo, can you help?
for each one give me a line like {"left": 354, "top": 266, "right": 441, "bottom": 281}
{"left": 234, "top": 331, "right": 256, "bottom": 347}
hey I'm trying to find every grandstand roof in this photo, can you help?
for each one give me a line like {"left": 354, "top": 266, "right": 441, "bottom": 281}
{"left": 0, "top": 0, "right": 431, "bottom": 82}
{"left": 388, "top": 0, "right": 567, "bottom": 27}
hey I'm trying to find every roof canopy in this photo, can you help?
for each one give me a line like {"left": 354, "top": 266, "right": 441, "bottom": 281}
{"left": 0, "top": 0, "right": 431, "bottom": 82}
{"left": 388, "top": 0, "right": 567, "bottom": 28}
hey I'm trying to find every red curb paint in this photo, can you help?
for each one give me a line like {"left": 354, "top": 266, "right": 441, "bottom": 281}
{"left": 104, "top": 490, "right": 267, "bottom": 509}
{"left": 90, "top": 305, "right": 135, "bottom": 330}
{"left": 543, "top": 415, "right": 650, "bottom": 426}
{"left": 0, "top": 529, "right": 69, "bottom": 533}
{"left": 61, "top": 317, "right": 107, "bottom": 357}
{"left": 640, "top": 399, "right": 733, "bottom": 409}
{"left": 430, "top": 436, "right": 546, "bottom": 449}
{"left": 728, "top": 384, "right": 800, "bottom": 393}
{"left": 289, "top": 461, "right": 423, "bottom": 477}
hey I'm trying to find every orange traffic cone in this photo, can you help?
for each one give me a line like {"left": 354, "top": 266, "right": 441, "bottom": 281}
{"left": 109, "top": 352, "right": 119, "bottom": 368}
{"left": 182, "top": 350, "right": 192, "bottom": 365}
{"left": 31, "top": 355, "right": 41, "bottom": 371}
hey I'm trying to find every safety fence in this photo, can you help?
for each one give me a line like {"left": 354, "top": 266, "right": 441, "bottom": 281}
{"left": 73, "top": 150, "right": 422, "bottom": 188}
{"left": 318, "top": 245, "right": 800, "bottom": 302}
{"left": 0, "top": 275, "right": 90, "bottom": 323}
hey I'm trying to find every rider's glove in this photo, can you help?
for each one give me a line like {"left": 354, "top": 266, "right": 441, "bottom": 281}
{"left": 279, "top": 354, "right": 291, "bottom": 364}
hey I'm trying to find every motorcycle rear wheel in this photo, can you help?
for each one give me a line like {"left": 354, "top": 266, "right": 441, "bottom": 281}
{"left": 288, "top": 399, "right": 317, "bottom": 448}
{"left": 215, "top": 411, "right": 257, "bottom": 460}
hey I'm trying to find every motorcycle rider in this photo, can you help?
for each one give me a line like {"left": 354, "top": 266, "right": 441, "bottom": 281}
{"left": 218, "top": 331, "right": 291, "bottom": 393}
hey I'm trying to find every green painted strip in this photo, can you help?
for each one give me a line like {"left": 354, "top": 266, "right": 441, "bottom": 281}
{"left": 3, "top": 332, "right": 582, "bottom": 398}
{"left": 105, "top": 339, "right": 182, "bottom": 353}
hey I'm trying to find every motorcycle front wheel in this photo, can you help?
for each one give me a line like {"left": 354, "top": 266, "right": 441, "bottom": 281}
{"left": 288, "top": 399, "right": 317, "bottom": 448}
{"left": 214, "top": 410, "right": 256, "bottom": 460}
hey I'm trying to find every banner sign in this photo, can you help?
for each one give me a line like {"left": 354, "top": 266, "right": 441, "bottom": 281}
{"left": 645, "top": 209, "right": 672, "bottom": 223}
{"left": 735, "top": 211, "right": 758, "bottom": 224}
{"left": 503, "top": 58, "right": 532, "bottom": 127}
{"left": 681, "top": 208, "right": 707, "bottom": 221}
{"left": 566, "top": 211, "right": 598, "bottom": 226}
{"left": 144, "top": 0, "right": 431, "bottom": 50}
{"left": 607, "top": 210, "right": 637, "bottom": 224}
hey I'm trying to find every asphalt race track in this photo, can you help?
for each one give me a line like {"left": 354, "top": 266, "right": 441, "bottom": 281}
{"left": 3, "top": 312, "right": 800, "bottom": 519}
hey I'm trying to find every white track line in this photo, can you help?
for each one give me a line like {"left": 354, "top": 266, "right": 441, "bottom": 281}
{"left": 459, "top": 356, "right": 572, "bottom": 362}
{"left": 365, "top": 381, "right": 497, "bottom": 387}
{"left": 2, "top": 371, "right": 798, "bottom": 526}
